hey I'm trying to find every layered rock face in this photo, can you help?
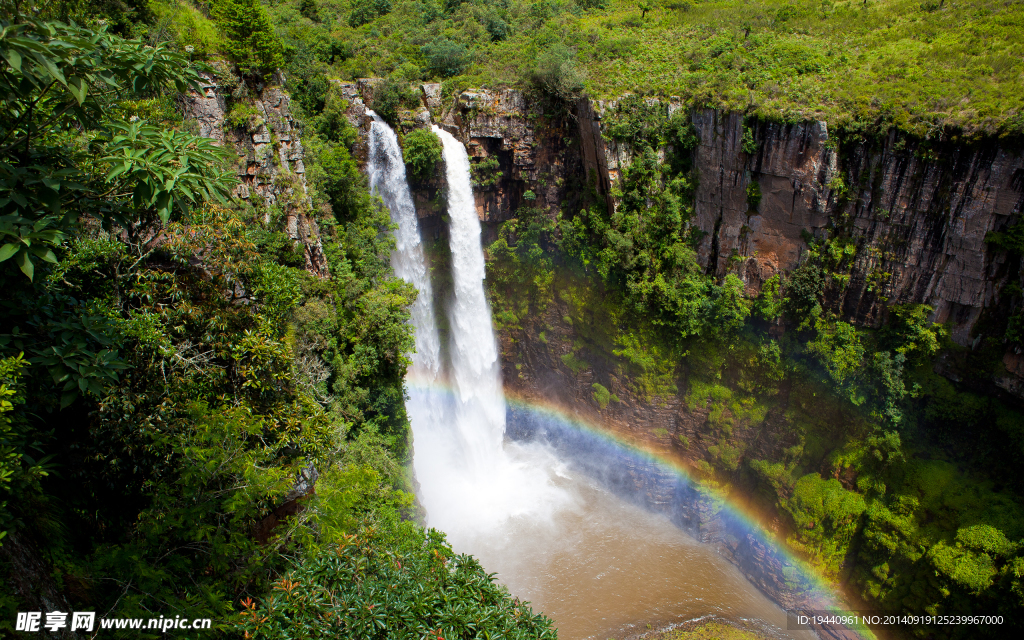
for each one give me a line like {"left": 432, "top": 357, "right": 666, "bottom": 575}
{"left": 350, "top": 82, "right": 1024, "bottom": 347}
{"left": 682, "top": 112, "right": 1024, "bottom": 345}
{"left": 573, "top": 104, "right": 1024, "bottom": 345}
{"left": 183, "top": 74, "right": 328, "bottom": 277}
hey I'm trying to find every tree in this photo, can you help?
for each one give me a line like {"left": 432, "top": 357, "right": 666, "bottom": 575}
{"left": 348, "top": 0, "right": 392, "bottom": 28}
{"left": 807, "top": 316, "right": 865, "bottom": 393}
{"left": 422, "top": 37, "right": 471, "bottom": 78}
{"left": 211, "top": 0, "right": 283, "bottom": 76}
{"left": 401, "top": 128, "right": 442, "bottom": 182}
{"left": 532, "top": 43, "right": 586, "bottom": 100}
{"left": 299, "top": 0, "right": 320, "bottom": 22}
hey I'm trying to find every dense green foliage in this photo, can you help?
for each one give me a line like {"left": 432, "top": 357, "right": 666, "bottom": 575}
{"left": 223, "top": 0, "right": 1024, "bottom": 137}
{"left": 240, "top": 524, "right": 556, "bottom": 639}
{"left": 211, "top": 0, "right": 284, "bottom": 75}
{"left": 0, "top": 6, "right": 553, "bottom": 638}
{"left": 401, "top": 128, "right": 442, "bottom": 182}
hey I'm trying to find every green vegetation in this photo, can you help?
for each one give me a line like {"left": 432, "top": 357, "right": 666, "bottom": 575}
{"left": 0, "top": 6, "right": 552, "bottom": 638}
{"left": 240, "top": 524, "right": 555, "bottom": 638}
{"left": 653, "top": 621, "right": 769, "bottom": 640}
{"left": 212, "top": 0, "right": 284, "bottom": 76}
{"left": 592, "top": 381, "right": 619, "bottom": 409}
{"left": 245, "top": 0, "right": 1024, "bottom": 138}
{"left": 560, "top": 351, "right": 590, "bottom": 375}
{"left": 486, "top": 205, "right": 556, "bottom": 332}
{"left": 401, "top": 127, "right": 443, "bottom": 181}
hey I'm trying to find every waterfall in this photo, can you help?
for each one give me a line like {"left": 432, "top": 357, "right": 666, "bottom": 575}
{"left": 366, "top": 112, "right": 444, "bottom": 438}
{"left": 369, "top": 112, "right": 568, "bottom": 569}
{"left": 431, "top": 126, "right": 506, "bottom": 471}
{"left": 369, "top": 118, "right": 806, "bottom": 640}
{"left": 409, "top": 126, "right": 571, "bottom": 546}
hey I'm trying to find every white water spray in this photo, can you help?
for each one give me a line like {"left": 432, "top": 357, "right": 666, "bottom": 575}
{"left": 409, "top": 125, "right": 572, "bottom": 546}
{"left": 366, "top": 112, "right": 445, "bottom": 436}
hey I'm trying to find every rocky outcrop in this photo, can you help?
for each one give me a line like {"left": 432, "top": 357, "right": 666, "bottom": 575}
{"left": 183, "top": 74, "right": 328, "bottom": 277}
{"left": 346, "top": 83, "right": 577, "bottom": 226}
{"left": 692, "top": 113, "right": 1022, "bottom": 345}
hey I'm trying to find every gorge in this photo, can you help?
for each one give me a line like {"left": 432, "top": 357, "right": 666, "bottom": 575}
{"left": 3, "top": 3, "right": 1024, "bottom": 640}
{"left": 367, "top": 100, "right": 849, "bottom": 638}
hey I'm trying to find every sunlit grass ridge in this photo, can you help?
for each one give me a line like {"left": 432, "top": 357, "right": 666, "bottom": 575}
{"left": 271, "top": 0, "right": 1024, "bottom": 138}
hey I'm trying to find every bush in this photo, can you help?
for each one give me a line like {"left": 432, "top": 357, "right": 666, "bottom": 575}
{"left": 746, "top": 180, "right": 762, "bottom": 210}
{"left": 784, "top": 473, "right": 867, "bottom": 577}
{"left": 592, "top": 382, "right": 616, "bottom": 409}
{"left": 422, "top": 38, "right": 472, "bottom": 78}
{"left": 532, "top": 43, "right": 586, "bottom": 100}
{"left": 212, "top": 0, "right": 283, "bottom": 76}
{"left": 486, "top": 16, "right": 511, "bottom": 42}
{"left": 299, "top": 0, "right": 320, "bottom": 22}
{"left": 150, "top": 0, "right": 223, "bottom": 56}
{"left": 369, "top": 78, "right": 417, "bottom": 126}
{"left": 401, "top": 129, "right": 442, "bottom": 182}
{"left": 807, "top": 317, "right": 864, "bottom": 388}
{"left": 239, "top": 521, "right": 557, "bottom": 639}
{"left": 349, "top": 0, "right": 392, "bottom": 28}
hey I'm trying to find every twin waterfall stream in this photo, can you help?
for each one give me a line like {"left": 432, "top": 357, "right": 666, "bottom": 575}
{"left": 366, "top": 114, "right": 814, "bottom": 640}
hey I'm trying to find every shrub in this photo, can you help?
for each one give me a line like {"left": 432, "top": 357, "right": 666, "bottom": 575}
{"left": 349, "top": 0, "right": 392, "bottom": 28}
{"left": 746, "top": 180, "right": 762, "bottom": 210}
{"left": 401, "top": 129, "right": 442, "bottom": 182}
{"left": 561, "top": 352, "right": 589, "bottom": 375}
{"left": 150, "top": 0, "right": 223, "bottom": 56}
{"left": 299, "top": 0, "right": 320, "bottom": 22}
{"left": 211, "top": 0, "right": 283, "bottom": 76}
{"left": 532, "top": 43, "right": 586, "bottom": 100}
{"left": 422, "top": 38, "right": 472, "bottom": 78}
{"left": 225, "top": 101, "right": 263, "bottom": 132}
{"left": 486, "top": 16, "right": 511, "bottom": 42}
{"left": 784, "top": 473, "right": 867, "bottom": 577}
{"left": 741, "top": 124, "right": 757, "bottom": 154}
{"left": 239, "top": 521, "right": 557, "bottom": 639}
{"left": 369, "top": 78, "right": 417, "bottom": 127}
{"left": 807, "top": 317, "right": 865, "bottom": 388}
{"left": 752, "top": 274, "right": 784, "bottom": 321}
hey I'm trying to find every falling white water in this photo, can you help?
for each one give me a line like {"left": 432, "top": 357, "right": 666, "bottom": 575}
{"left": 413, "top": 126, "right": 572, "bottom": 547}
{"left": 366, "top": 112, "right": 444, "bottom": 433}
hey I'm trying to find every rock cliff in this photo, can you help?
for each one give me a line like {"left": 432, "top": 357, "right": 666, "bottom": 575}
{"left": 183, "top": 73, "right": 329, "bottom": 277}
{"left": 347, "top": 83, "right": 1024, "bottom": 350}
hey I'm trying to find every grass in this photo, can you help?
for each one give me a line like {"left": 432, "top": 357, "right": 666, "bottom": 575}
{"left": 264, "top": 0, "right": 1024, "bottom": 138}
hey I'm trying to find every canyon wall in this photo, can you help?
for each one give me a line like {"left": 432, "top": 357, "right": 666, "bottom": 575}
{"left": 345, "top": 82, "right": 1024, "bottom": 398}
{"left": 350, "top": 82, "right": 1024, "bottom": 348}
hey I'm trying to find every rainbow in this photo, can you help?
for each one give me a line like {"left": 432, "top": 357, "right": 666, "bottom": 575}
{"left": 405, "top": 376, "right": 877, "bottom": 640}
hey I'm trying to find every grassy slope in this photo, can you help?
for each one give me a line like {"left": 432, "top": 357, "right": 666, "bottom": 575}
{"left": 267, "top": 0, "right": 1024, "bottom": 137}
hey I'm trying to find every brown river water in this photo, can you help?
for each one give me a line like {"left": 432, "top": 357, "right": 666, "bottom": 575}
{"left": 449, "top": 446, "right": 817, "bottom": 640}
